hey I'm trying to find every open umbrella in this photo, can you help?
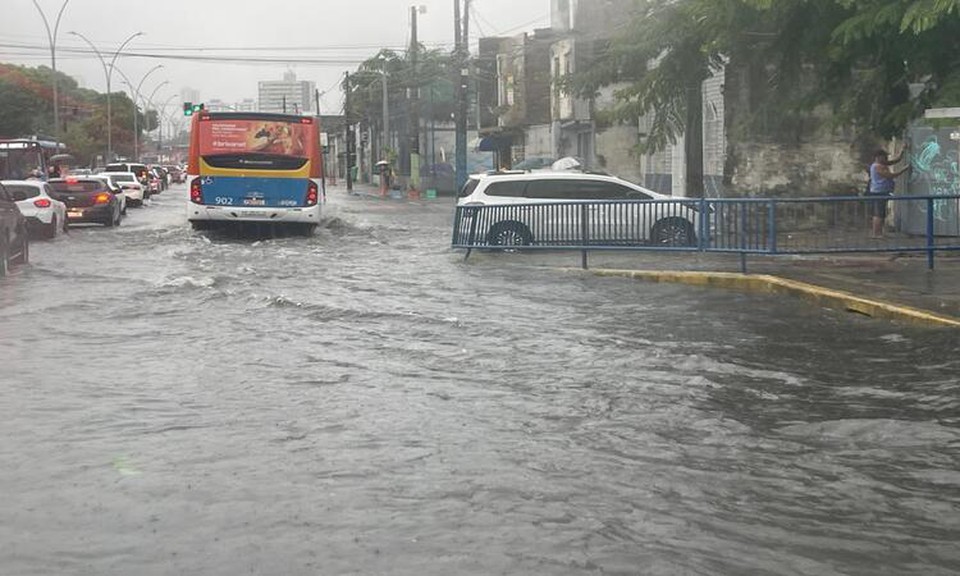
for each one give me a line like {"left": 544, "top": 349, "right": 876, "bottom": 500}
{"left": 49, "top": 153, "right": 75, "bottom": 164}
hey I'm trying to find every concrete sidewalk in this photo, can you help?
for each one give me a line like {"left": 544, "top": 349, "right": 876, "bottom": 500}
{"left": 330, "top": 184, "right": 960, "bottom": 326}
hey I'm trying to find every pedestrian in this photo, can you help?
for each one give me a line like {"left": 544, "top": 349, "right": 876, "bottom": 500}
{"left": 868, "top": 148, "right": 910, "bottom": 238}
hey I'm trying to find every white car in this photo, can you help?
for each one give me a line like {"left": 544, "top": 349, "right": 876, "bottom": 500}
{"left": 457, "top": 170, "right": 704, "bottom": 247}
{"left": 99, "top": 172, "right": 144, "bottom": 207}
{"left": 0, "top": 179, "right": 67, "bottom": 239}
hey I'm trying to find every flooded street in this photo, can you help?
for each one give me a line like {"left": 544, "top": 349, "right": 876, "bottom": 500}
{"left": 1, "top": 185, "right": 958, "bottom": 575}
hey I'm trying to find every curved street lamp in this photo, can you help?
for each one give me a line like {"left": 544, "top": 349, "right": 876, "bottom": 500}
{"left": 115, "top": 65, "right": 164, "bottom": 160}
{"left": 68, "top": 30, "right": 144, "bottom": 163}
{"left": 154, "top": 94, "right": 179, "bottom": 160}
{"left": 32, "top": 0, "right": 73, "bottom": 148}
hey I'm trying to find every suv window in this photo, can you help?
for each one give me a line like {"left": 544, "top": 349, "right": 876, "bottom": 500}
{"left": 458, "top": 178, "right": 480, "bottom": 199}
{"left": 524, "top": 179, "right": 612, "bottom": 200}
{"left": 5, "top": 185, "right": 41, "bottom": 201}
{"left": 484, "top": 180, "right": 528, "bottom": 198}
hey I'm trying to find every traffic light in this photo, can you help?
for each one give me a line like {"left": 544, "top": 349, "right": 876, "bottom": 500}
{"left": 183, "top": 102, "right": 205, "bottom": 116}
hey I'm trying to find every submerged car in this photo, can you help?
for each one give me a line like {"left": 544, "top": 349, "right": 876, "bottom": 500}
{"left": 100, "top": 172, "right": 146, "bottom": 206}
{"left": 48, "top": 177, "right": 124, "bottom": 228}
{"left": 0, "top": 181, "right": 30, "bottom": 276}
{"left": 1, "top": 179, "right": 68, "bottom": 239}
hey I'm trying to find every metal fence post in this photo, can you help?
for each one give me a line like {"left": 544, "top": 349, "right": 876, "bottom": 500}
{"left": 699, "top": 197, "right": 708, "bottom": 251}
{"left": 740, "top": 201, "right": 749, "bottom": 274}
{"left": 580, "top": 203, "right": 589, "bottom": 270}
{"left": 927, "top": 197, "right": 935, "bottom": 270}
{"left": 768, "top": 200, "right": 777, "bottom": 254}
{"left": 465, "top": 206, "right": 479, "bottom": 261}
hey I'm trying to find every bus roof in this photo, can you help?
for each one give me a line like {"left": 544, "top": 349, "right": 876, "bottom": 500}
{"left": 0, "top": 137, "right": 65, "bottom": 150}
{"left": 199, "top": 112, "right": 317, "bottom": 123}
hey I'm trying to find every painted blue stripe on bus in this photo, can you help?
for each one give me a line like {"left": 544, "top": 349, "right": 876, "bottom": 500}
{"left": 201, "top": 176, "right": 308, "bottom": 208}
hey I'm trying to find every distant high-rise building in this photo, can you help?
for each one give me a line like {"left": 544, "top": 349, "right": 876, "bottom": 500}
{"left": 236, "top": 98, "right": 257, "bottom": 112}
{"left": 180, "top": 86, "right": 201, "bottom": 106}
{"left": 258, "top": 71, "right": 315, "bottom": 115}
{"left": 206, "top": 99, "right": 230, "bottom": 112}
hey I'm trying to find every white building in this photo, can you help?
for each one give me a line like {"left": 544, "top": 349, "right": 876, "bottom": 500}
{"left": 258, "top": 71, "right": 315, "bottom": 115}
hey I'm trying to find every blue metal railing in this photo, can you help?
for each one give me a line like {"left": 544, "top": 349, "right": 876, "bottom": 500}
{"left": 452, "top": 195, "right": 960, "bottom": 271}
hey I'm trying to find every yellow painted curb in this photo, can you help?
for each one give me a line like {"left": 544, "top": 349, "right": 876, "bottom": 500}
{"left": 571, "top": 268, "right": 960, "bottom": 328}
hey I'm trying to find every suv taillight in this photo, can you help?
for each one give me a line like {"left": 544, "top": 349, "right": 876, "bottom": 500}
{"left": 190, "top": 179, "right": 203, "bottom": 204}
{"left": 33, "top": 198, "right": 52, "bottom": 208}
{"left": 306, "top": 181, "right": 319, "bottom": 206}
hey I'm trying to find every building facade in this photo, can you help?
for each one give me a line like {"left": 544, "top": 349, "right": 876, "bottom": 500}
{"left": 258, "top": 72, "right": 316, "bottom": 115}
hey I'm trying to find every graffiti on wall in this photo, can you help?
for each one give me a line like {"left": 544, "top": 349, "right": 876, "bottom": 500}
{"left": 908, "top": 131, "right": 960, "bottom": 224}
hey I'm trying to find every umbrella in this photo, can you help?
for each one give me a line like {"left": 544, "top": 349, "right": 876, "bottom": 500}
{"left": 50, "top": 153, "right": 75, "bottom": 164}
{"left": 551, "top": 156, "right": 583, "bottom": 171}
{"left": 375, "top": 160, "right": 390, "bottom": 166}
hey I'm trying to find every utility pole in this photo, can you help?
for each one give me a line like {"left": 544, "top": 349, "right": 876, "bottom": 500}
{"left": 315, "top": 88, "right": 321, "bottom": 116}
{"left": 409, "top": 5, "right": 422, "bottom": 192}
{"left": 282, "top": 95, "right": 287, "bottom": 114}
{"left": 381, "top": 72, "right": 389, "bottom": 158}
{"left": 455, "top": 0, "right": 470, "bottom": 191}
{"left": 345, "top": 72, "right": 354, "bottom": 193}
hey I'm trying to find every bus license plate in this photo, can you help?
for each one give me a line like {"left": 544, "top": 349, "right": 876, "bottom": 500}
{"left": 243, "top": 210, "right": 269, "bottom": 219}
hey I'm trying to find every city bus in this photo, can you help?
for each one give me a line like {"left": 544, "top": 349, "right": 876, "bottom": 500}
{"left": 186, "top": 112, "right": 323, "bottom": 233}
{"left": 0, "top": 138, "right": 65, "bottom": 181}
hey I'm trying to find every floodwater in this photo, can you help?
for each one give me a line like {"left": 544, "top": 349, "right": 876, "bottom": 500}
{"left": 1, "top": 185, "right": 958, "bottom": 575}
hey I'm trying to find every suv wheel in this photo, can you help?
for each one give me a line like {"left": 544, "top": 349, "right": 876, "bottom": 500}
{"left": 652, "top": 218, "right": 696, "bottom": 247}
{"left": 487, "top": 222, "right": 533, "bottom": 247}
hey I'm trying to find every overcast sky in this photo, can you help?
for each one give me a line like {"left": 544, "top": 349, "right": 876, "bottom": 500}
{"left": 2, "top": 0, "right": 550, "bottom": 118}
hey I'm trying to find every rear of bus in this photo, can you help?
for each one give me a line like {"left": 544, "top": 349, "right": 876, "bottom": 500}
{"left": 186, "top": 113, "right": 322, "bottom": 230}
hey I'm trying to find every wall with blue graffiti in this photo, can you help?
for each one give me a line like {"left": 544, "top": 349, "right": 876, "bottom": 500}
{"left": 901, "top": 125, "right": 960, "bottom": 236}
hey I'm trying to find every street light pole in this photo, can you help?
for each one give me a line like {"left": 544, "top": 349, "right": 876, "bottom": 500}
{"left": 116, "top": 65, "right": 164, "bottom": 161}
{"left": 69, "top": 30, "right": 144, "bottom": 163}
{"left": 32, "top": 0, "right": 72, "bottom": 149}
{"left": 154, "top": 94, "right": 178, "bottom": 161}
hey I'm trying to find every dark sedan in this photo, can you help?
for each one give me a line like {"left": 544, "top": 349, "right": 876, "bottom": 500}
{"left": 48, "top": 178, "right": 123, "bottom": 227}
{"left": 0, "top": 181, "right": 30, "bottom": 276}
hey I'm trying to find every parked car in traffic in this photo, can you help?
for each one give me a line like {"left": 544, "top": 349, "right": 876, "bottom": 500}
{"left": 48, "top": 177, "right": 124, "bottom": 228}
{"left": 1, "top": 180, "right": 67, "bottom": 239}
{"left": 89, "top": 175, "right": 128, "bottom": 215}
{"left": 105, "top": 162, "right": 150, "bottom": 186}
{"left": 100, "top": 172, "right": 146, "bottom": 206}
{"left": 164, "top": 165, "right": 184, "bottom": 184}
{"left": 153, "top": 166, "right": 169, "bottom": 190}
{"left": 457, "top": 171, "right": 702, "bottom": 247}
{"left": 0, "top": 181, "right": 30, "bottom": 276}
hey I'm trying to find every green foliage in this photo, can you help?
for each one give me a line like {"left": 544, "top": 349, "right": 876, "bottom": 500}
{"left": 570, "top": 0, "right": 960, "bottom": 153}
{"left": 346, "top": 47, "right": 459, "bottom": 127}
{"left": 0, "top": 63, "right": 143, "bottom": 165}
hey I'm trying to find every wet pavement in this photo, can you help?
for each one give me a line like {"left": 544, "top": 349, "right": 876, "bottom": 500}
{"left": 1, "top": 183, "right": 958, "bottom": 575}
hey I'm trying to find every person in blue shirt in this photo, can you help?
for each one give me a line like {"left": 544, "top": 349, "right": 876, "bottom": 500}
{"left": 869, "top": 148, "right": 910, "bottom": 238}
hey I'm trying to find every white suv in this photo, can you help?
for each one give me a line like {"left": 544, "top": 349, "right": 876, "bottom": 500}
{"left": 456, "top": 171, "right": 702, "bottom": 247}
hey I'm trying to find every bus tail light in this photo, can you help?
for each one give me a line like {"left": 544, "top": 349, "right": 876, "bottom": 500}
{"left": 33, "top": 198, "right": 52, "bottom": 208}
{"left": 94, "top": 193, "right": 111, "bottom": 205}
{"left": 306, "top": 181, "right": 319, "bottom": 206}
{"left": 190, "top": 179, "right": 203, "bottom": 204}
